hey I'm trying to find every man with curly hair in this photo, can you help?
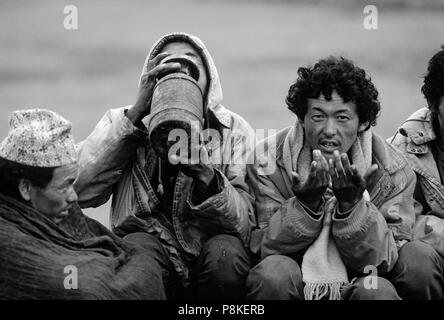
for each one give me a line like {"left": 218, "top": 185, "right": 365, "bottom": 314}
{"left": 246, "top": 56, "right": 416, "bottom": 300}
{"left": 389, "top": 46, "right": 444, "bottom": 300}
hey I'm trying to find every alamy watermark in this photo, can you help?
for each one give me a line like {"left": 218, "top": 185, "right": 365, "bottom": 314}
{"left": 363, "top": 5, "right": 378, "bottom": 30}
{"left": 363, "top": 265, "right": 378, "bottom": 290}
{"left": 64, "top": 5, "right": 78, "bottom": 30}
{"left": 165, "top": 121, "right": 277, "bottom": 175}
{"left": 63, "top": 265, "right": 78, "bottom": 290}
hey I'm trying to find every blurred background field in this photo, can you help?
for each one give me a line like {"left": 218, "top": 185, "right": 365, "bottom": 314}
{"left": 1, "top": 0, "right": 443, "bottom": 227}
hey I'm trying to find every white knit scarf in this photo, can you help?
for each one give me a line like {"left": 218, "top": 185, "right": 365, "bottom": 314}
{"left": 282, "top": 121, "right": 372, "bottom": 300}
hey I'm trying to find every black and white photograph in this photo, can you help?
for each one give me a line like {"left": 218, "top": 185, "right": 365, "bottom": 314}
{"left": 1, "top": 0, "right": 444, "bottom": 310}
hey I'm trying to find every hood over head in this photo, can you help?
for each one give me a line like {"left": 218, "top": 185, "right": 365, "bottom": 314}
{"left": 139, "top": 32, "right": 223, "bottom": 115}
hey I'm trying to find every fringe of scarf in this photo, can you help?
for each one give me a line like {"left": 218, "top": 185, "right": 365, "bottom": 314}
{"left": 304, "top": 282, "right": 349, "bottom": 300}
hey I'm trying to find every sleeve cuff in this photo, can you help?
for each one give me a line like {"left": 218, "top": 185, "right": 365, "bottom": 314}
{"left": 123, "top": 107, "right": 149, "bottom": 140}
{"left": 332, "top": 198, "right": 370, "bottom": 237}
{"left": 297, "top": 198, "right": 324, "bottom": 220}
{"left": 282, "top": 197, "right": 325, "bottom": 236}
{"left": 334, "top": 199, "right": 361, "bottom": 219}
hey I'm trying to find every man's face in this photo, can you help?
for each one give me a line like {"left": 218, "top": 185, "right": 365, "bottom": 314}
{"left": 29, "top": 163, "right": 79, "bottom": 222}
{"left": 159, "top": 41, "right": 209, "bottom": 97}
{"left": 303, "top": 91, "right": 361, "bottom": 160}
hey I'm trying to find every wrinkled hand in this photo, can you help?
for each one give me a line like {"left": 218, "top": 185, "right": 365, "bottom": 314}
{"left": 291, "top": 149, "right": 330, "bottom": 212}
{"left": 328, "top": 150, "right": 378, "bottom": 212}
{"left": 126, "top": 52, "right": 182, "bottom": 124}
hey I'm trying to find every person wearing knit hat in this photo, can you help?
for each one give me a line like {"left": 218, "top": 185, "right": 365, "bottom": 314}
{"left": 0, "top": 108, "right": 78, "bottom": 168}
{"left": 0, "top": 108, "right": 78, "bottom": 222}
{"left": 246, "top": 56, "right": 416, "bottom": 300}
{"left": 0, "top": 108, "right": 170, "bottom": 299}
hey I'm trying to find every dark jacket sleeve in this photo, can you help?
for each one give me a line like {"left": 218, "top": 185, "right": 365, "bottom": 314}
{"left": 247, "top": 160, "right": 324, "bottom": 260}
{"left": 332, "top": 164, "right": 416, "bottom": 276}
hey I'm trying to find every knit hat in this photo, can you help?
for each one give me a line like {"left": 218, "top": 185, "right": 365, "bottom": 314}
{"left": 0, "top": 109, "right": 77, "bottom": 167}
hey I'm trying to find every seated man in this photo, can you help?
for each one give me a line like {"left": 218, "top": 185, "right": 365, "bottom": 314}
{"left": 0, "top": 109, "right": 165, "bottom": 299}
{"left": 74, "top": 32, "right": 255, "bottom": 299}
{"left": 389, "top": 46, "right": 444, "bottom": 300}
{"left": 247, "top": 57, "right": 416, "bottom": 300}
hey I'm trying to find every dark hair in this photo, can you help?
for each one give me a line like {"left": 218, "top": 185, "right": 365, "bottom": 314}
{"left": 421, "top": 46, "right": 444, "bottom": 114}
{"left": 286, "top": 56, "right": 380, "bottom": 130}
{"left": 0, "top": 157, "right": 54, "bottom": 200}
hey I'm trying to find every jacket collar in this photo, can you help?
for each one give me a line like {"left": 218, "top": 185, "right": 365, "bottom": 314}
{"left": 274, "top": 127, "right": 291, "bottom": 169}
{"left": 398, "top": 108, "right": 436, "bottom": 155}
{"left": 210, "top": 104, "right": 231, "bottom": 129}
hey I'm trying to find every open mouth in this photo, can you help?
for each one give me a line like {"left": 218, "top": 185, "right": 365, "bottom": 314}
{"left": 319, "top": 140, "right": 340, "bottom": 152}
{"left": 59, "top": 208, "right": 72, "bottom": 217}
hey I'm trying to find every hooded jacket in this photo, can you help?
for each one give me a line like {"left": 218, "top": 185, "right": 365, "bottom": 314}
{"left": 74, "top": 33, "right": 256, "bottom": 282}
{"left": 390, "top": 107, "right": 444, "bottom": 258}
